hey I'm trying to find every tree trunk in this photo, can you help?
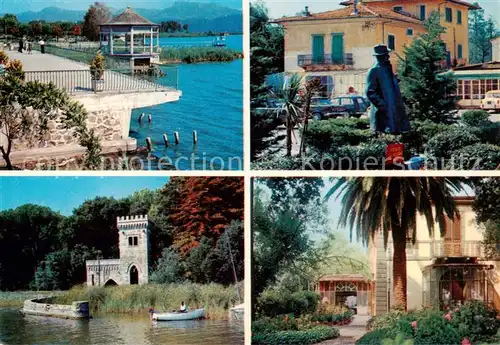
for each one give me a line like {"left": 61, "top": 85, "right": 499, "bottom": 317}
{"left": 286, "top": 112, "right": 292, "bottom": 157}
{"left": 392, "top": 225, "right": 408, "bottom": 310}
{"left": 0, "top": 145, "right": 13, "bottom": 170}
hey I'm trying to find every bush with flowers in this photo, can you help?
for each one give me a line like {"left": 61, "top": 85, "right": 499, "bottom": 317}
{"left": 358, "top": 302, "right": 500, "bottom": 345}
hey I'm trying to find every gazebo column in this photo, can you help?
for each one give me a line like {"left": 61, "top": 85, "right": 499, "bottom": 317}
{"left": 110, "top": 29, "right": 114, "bottom": 55}
{"left": 150, "top": 27, "right": 153, "bottom": 55}
{"left": 130, "top": 28, "right": 134, "bottom": 55}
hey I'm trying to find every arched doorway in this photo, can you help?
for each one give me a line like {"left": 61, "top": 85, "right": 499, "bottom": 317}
{"left": 130, "top": 266, "right": 139, "bottom": 285}
{"left": 104, "top": 279, "right": 118, "bottom": 287}
{"left": 439, "top": 267, "right": 465, "bottom": 309}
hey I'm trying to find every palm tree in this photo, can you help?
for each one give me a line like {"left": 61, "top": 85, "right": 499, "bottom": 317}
{"left": 325, "top": 177, "right": 469, "bottom": 310}
{"left": 270, "top": 73, "right": 303, "bottom": 156}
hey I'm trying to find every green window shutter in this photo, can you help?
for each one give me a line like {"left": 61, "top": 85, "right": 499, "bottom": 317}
{"left": 457, "top": 10, "right": 462, "bottom": 24}
{"left": 331, "top": 33, "right": 344, "bottom": 64}
{"left": 312, "top": 35, "right": 325, "bottom": 64}
{"left": 445, "top": 8, "right": 452, "bottom": 22}
{"left": 388, "top": 35, "right": 395, "bottom": 50}
{"left": 393, "top": 6, "right": 403, "bottom": 12}
{"left": 419, "top": 5, "right": 426, "bottom": 20}
{"left": 406, "top": 28, "right": 413, "bottom": 36}
{"left": 458, "top": 44, "right": 463, "bottom": 59}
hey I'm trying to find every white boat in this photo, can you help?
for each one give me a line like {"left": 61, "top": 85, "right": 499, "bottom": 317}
{"left": 152, "top": 308, "right": 205, "bottom": 321}
{"left": 230, "top": 304, "right": 244, "bottom": 320}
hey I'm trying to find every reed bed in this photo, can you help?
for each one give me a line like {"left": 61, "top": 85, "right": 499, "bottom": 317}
{"left": 52, "top": 282, "right": 242, "bottom": 320}
{"left": 0, "top": 291, "right": 63, "bottom": 308}
{"left": 159, "top": 47, "right": 242, "bottom": 63}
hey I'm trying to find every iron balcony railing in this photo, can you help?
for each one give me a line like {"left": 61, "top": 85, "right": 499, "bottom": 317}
{"left": 431, "top": 240, "right": 484, "bottom": 258}
{"left": 19, "top": 68, "right": 179, "bottom": 95}
{"left": 404, "top": 240, "right": 486, "bottom": 259}
{"left": 297, "top": 53, "right": 354, "bottom": 67}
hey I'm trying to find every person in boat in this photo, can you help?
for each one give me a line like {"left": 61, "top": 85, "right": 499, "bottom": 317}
{"left": 179, "top": 301, "right": 187, "bottom": 313}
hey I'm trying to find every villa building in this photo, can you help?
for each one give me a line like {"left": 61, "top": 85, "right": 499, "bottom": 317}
{"left": 275, "top": 0, "right": 479, "bottom": 96}
{"left": 86, "top": 215, "right": 150, "bottom": 287}
{"left": 370, "top": 197, "right": 500, "bottom": 315}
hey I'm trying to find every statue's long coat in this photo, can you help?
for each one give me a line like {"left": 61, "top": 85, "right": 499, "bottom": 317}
{"left": 365, "top": 61, "right": 410, "bottom": 134}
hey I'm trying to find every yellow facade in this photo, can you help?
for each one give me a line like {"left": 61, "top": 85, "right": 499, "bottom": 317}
{"left": 283, "top": 18, "right": 424, "bottom": 72}
{"left": 371, "top": 199, "right": 500, "bottom": 313}
{"left": 280, "top": 0, "right": 475, "bottom": 74}
{"left": 368, "top": 0, "right": 471, "bottom": 64}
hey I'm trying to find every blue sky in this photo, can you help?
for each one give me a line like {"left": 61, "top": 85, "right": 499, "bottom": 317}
{"left": 0, "top": 176, "right": 169, "bottom": 215}
{"left": 0, "top": 0, "right": 242, "bottom": 13}
{"left": 263, "top": 0, "right": 500, "bottom": 26}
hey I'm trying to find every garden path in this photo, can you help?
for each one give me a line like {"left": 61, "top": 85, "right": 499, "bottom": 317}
{"left": 317, "top": 315, "right": 370, "bottom": 345}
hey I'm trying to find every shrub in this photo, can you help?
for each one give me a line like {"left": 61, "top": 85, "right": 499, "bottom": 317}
{"left": 252, "top": 315, "right": 299, "bottom": 333}
{"left": 426, "top": 128, "right": 481, "bottom": 165}
{"left": 448, "top": 143, "right": 500, "bottom": 170}
{"left": 461, "top": 110, "right": 491, "bottom": 127}
{"left": 311, "top": 310, "right": 354, "bottom": 325}
{"left": 305, "top": 118, "right": 372, "bottom": 154}
{"left": 5, "top": 59, "right": 24, "bottom": 80}
{"left": 256, "top": 289, "right": 320, "bottom": 318}
{"left": 252, "top": 326, "right": 339, "bottom": 345}
{"left": 367, "top": 309, "right": 408, "bottom": 331}
{"left": 252, "top": 155, "right": 306, "bottom": 170}
{"left": 0, "top": 50, "right": 9, "bottom": 65}
{"left": 356, "top": 328, "right": 391, "bottom": 345}
{"left": 90, "top": 51, "right": 105, "bottom": 80}
{"left": 449, "top": 301, "right": 500, "bottom": 342}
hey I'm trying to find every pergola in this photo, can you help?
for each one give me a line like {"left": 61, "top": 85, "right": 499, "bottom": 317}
{"left": 99, "top": 7, "right": 160, "bottom": 67}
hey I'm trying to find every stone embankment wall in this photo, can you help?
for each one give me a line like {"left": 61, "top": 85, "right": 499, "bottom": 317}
{"left": 22, "top": 297, "right": 90, "bottom": 319}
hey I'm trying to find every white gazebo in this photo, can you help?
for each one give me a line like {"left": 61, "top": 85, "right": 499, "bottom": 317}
{"left": 99, "top": 7, "right": 161, "bottom": 71}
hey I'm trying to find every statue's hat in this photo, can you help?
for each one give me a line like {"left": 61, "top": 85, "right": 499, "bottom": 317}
{"left": 373, "top": 44, "right": 391, "bottom": 56}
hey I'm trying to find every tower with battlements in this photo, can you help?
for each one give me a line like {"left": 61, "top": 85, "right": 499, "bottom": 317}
{"left": 86, "top": 215, "right": 149, "bottom": 287}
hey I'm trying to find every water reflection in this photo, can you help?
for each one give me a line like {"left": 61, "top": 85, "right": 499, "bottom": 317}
{"left": 0, "top": 309, "right": 244, "bottom": 345}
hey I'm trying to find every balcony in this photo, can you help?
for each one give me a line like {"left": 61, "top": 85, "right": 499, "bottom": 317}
{"left": 297, "top": 54, "right": 354, "bottom": 70}
{"left": 431, "top": 241, "right": 484, "bottom": 258}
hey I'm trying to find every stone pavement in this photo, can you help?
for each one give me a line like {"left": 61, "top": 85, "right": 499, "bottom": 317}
{"left": 3, "top": 50, "right": 173, "bottom": 94}
{"left": 317, "top": 315, "right": 370, "bottom": 345}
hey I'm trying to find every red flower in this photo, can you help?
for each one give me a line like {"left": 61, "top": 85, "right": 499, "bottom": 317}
{"left": 462, "top": 338, "right": 471, "bottom": 345}
{"left": 444, "top": 313, "right": 452, "bottom": 321}
{"left": 411, "top": 321, "right": 417, "bottom": 329}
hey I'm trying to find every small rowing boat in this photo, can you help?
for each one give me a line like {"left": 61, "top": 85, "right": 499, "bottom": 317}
{"left": 152, "top": 308, "right": 205, "bottom": 321}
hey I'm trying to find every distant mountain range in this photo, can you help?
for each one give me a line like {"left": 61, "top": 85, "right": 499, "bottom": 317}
{"left": 1, "top": 1, "right": 243, "bottom": 33}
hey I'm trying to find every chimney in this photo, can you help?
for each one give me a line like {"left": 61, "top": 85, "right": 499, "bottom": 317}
{"left": 351, "top": 0, "right": 359, "bottom": 16}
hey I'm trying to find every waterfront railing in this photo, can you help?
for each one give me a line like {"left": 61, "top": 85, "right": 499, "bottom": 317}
{"left": 20, "top": 68, "right": 179, "bottom": 94}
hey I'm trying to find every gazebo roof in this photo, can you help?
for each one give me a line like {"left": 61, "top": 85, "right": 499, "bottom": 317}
{"left": 103, "top": 7, "right": 157, "bottom": 26}
{"left": 319, "top": 274, "right": 369, "bottom": 282}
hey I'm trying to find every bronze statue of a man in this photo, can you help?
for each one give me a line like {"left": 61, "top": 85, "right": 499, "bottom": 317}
{"left": 365, "top": 44, "right": 410, "bottom": 134}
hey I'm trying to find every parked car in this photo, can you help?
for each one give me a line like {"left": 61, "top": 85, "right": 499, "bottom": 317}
{"left": 331, "top": 95, "right": 370, "bottom": 117}
{"left": 252, "top": 98, "right": 287, "bottom": 123}
{"left": 310, "top": 98, "right": 349, "bottom": 120}
{"left": 480, "top": 90, "right": 500, "bottom": 112}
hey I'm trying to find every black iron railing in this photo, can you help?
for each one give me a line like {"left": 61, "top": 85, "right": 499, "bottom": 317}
{"left": 18, "top": 68, "right": 179, "bottom": 94}
{"left": 298, "top": 53, "right": 354, "bottom": 67}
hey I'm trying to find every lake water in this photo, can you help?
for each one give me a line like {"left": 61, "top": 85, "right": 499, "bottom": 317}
{"left": 155, "top": 35, "right": 243, "bottom": 51}
{"left": 130, "top": 35, "right": 243, "bottom": 170}
{"left": 0, "top": 309, "right": 244, "bottom": 345}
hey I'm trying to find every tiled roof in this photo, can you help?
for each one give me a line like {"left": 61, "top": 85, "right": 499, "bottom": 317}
{"left": 274, "top": 4, "right": 424, "bottom": 25}
{"left": 319, "top": 274, "right": 369, "bottom": 282}
{"left": 340, "top": 0, "right": 480, "bottom": 9}
{"left": 104, "top": 7, "right": 156, "bottom": 26}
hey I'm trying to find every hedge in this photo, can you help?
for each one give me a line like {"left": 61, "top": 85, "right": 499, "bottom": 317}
{"left": 252, "top": 326, "right": 340, "bottom": 345}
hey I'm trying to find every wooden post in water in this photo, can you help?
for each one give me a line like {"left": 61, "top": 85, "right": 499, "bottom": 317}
{"left": 148, "top": 114, "right": 152, "bottom": 123}
{"left": 174, "top": 131, "right": 180, "bottom": 145}
{"left": 146, "top": 137, "right": 152, "bottom": 151}
{"left": 138, "top": 113, "right": 145, "bottom": 123}
{"left": 193, "top": 130, "right": 198, "bottom": 144}
{"left": 163, "top": 134, "right": 169, "bottom": 147}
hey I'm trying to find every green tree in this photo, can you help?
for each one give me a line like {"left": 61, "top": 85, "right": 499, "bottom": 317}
{"left": 250, "top": 1, "right": 284, "bottom": 98}
{"left": 0, "top": 14, "right": 19, "bottom": 36}
{"left": 398, "top": 11, "right": 457, "bottom": 124}
{"left": 469, "top": 3, "right": 498, "bottom": 64}
{"left": 150, "top": 248, "right": 184, "bottom": 284}
{"left": 82, "top": 2, "right": 111, "bottom": 41}
{"left": 326, "top": 177, "right": 467, "bottom": 310}
{"left": 0, "top": 72, "right": 101, "bottom": 170}
{"left": 0, "top": 205, "right": 62, "bottom": 290}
